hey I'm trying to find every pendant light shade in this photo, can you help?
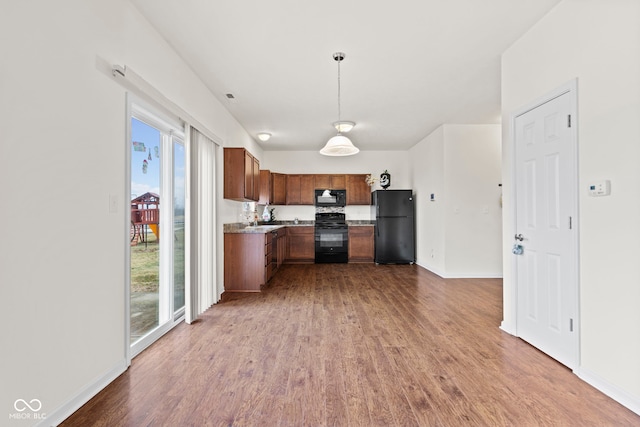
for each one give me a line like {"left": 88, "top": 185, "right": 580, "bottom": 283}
{"left": 320, "top": 134, "right": 359, "bottom": 156}
{"left": 320, "top": 52, "right": 359, "bottom": 156}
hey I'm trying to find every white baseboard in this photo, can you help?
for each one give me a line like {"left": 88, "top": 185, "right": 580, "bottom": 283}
{"left": 499, "top": 321, "right": 517, "bottom": 336}
{"left": 440, "top": 273, "right": 504, "bottom": 279}
{"left": 38, "top": 359, "right": 127, "bottom": 426}
{"left": 415, "top": 261, "right": 503, "bottom": 279}
{"left": 576, "top": 367, "right": 640, "bottom": 416}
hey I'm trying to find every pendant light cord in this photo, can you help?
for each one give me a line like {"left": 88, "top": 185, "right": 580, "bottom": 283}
{"left": 337, "top": 55, "right": 342, "bottom": 134}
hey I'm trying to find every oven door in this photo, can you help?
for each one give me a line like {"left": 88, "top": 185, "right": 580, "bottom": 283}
{"left": 315, "top": 227, "right": 348, "bottom": 263}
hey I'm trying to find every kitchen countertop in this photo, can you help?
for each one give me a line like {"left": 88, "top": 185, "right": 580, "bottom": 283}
{"left": 224, "top": 220, "right": 374, "bottom": 233}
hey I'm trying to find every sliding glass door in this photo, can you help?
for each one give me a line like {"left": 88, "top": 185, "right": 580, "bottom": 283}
{"left": 173, "top": 141, "right": 186, "bottom": 315}
{"left": 129, "top": 101, "right": 185, "bottom": 356}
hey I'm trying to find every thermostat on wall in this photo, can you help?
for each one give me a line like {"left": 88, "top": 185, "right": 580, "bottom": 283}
{"left": 588, "top": 180, "right": 611, "bottom": 197}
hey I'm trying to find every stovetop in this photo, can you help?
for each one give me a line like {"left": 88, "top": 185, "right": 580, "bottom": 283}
{"left": 315, "top": 212, "right": 346, "bottom": 228}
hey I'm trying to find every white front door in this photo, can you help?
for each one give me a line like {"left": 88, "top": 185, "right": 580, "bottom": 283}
{"left": 514, "top": 85, "right": 579, "bottom": 369}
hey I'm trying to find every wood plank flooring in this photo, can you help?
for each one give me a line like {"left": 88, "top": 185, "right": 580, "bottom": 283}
{"left": 62, "top": 264, "right": 640, "bottom": 426}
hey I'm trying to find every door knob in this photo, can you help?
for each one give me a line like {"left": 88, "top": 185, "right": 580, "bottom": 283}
{"left": 514, "top": 234, "right": 524, "bottom": 241}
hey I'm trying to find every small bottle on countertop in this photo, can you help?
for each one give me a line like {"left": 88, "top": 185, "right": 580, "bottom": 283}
{"left": 294, "top": 217, "right": 299, "bottom": 224}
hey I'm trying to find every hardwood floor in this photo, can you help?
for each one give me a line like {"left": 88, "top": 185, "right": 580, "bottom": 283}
{"left": 62, "top": 264, "right": 640, "bottom": 426}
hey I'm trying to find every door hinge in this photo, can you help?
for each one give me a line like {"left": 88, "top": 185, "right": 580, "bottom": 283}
{"left": 569, "top": 216, "right": 572, "bottom": 230}
{"left": 569, "top": 318, "right": 574, "bottom": 332}
{"left": 568, "top": 115, "right": 572, "bottom": 128}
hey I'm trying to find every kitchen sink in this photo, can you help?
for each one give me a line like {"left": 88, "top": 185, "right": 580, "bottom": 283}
{"left": 244, "top": 225, "right": 281, "bottom": 230}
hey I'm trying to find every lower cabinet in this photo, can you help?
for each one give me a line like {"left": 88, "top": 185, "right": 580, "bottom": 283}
{"left": 224, "top": 233, "right": 270, "bottom": 292}
{"left": 285, "top": 226, "right": 315, "bottom": 263}
{"left": 224, "top": 228, "right": 291, "bottom": 293}
{"left": 348, "top": 226, "right": 375, "bottom": 263}
{"left": 276, "top": 228, "right": 287, "bottom": 269}
{"left": 224, "top": 225, "right": 373, "bottom": 293}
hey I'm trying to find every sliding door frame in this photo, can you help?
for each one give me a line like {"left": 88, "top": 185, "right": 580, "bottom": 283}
{"left": 125, "top": 94, "right": 186, "bottom": 363}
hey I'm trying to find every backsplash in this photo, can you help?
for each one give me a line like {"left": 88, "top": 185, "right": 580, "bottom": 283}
{"left": 315, "top": 206, "right": 345, "bottom": 214}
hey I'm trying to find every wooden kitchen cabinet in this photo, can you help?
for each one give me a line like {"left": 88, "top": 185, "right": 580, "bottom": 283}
{"left": 272, "top": 173, "right": 287, "bottom": 205}
{"left": 314, "top": 174, "right": 329, "bottom": 189}
{"left": 259, "top": 170, "right": 272, "bottom": 205}
{"left": 276, "top": 228, "right": 287, "bottom": 269}
{"left": 252, "top": 156, "right": 260, "bottom": 200}
{"left": 329, "top": 174, "right": 346, "bottom": 189}
{"left": 224, "top": 232, "right": 268, "bottom": 292}
{"left": 346, "top": 174, "right": 371, "bottom": 205}
{"left": 286, "top": 175, "right": 301, "bottom": 205}
{"left": 300, "top": 175, "right": 315, "bottom": 204}
{"left": 259, "top": 171, "right": 287, "bottom": 205}
{"left": 260, "top": 171, "right": 369, "bottom": 205}
{"left": 267, "top": 228, "right": 287, "bottom": 280}
{"left": 224, "top": 148, "right": 260, "bottom": 201}
{"left": 315, "top": 174, "right": 346, "bottom": 190}
{"left": 286, "top": 175, "right": 314, "bottom": 205}
{"left": 348, "top": 226, "right": 375, "bottom": 262}
{"left": 285, "top": 226, "right": 315, "bottom": 263}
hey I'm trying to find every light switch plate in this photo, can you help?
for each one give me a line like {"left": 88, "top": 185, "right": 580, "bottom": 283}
{"left": 109, "top": 194, "right": 118, "bottom": 213}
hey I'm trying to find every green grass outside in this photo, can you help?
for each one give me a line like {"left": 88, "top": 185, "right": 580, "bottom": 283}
{"left": 130, "top": 224, "right": 185, "bottom": 293}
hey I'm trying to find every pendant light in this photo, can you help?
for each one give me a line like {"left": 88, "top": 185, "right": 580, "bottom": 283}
{"left": 320, "top": 52, "right": 359, "bottom": 156}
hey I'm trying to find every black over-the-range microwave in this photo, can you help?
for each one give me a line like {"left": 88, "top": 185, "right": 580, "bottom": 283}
{"left": 314, "top": 189, "right": 346, "bottom": 207}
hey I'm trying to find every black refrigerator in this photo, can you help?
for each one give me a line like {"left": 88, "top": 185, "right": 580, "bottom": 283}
{"left": 371, "top": 190, "right": 415, "bottom": 264}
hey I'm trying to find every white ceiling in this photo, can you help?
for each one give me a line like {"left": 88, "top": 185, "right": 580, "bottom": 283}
{"left": 130, "top": 0, "right": 561, "bottom": 152}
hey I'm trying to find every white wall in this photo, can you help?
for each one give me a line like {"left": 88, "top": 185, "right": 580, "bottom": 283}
{"left": 0, "top": 1, "right": 257, "bottom": 424}
{"left": 443, "top": 125, "right": 502, "bottom": 277}
{"left": 410, "top": 125, "right": 502, "bottom": 278}
{"left": 411, "top": 126, "right": 446, "bottom": 273}
{"left": 501, "top": 0, "right": 640, "bottom": 411}
{"left": 262, "top": 150, "right": 411, "bottom": 221}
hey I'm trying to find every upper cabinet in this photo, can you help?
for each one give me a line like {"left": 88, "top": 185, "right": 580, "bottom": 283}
{"left": 240, "top": 166, "right": 370, "bottom": 205}
{"left": 300, "top": 175, "right": 315, "bottom": 205}
{"left": 286, "top": 174, "right": 315, "bottom": 205}
{"left": 314, "top": 174, "right": 346, "bottom": 190}
{"left": 260, "top": 170, "right": 287, "bottom": 205}
{"left": 346, "top": 174, "right": 371, "bottom": 205}
{"left": 258, "top": 170, "right": 271, "bottom": 205}
{"left": 272, "top": 173, "right": 287, "bottom": 205}
{"left": 224, "top": 148, "right": 260, "bottom": 202}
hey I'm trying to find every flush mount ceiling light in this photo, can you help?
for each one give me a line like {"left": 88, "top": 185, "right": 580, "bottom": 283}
{"left": 257, "top": 132, "right": 271, "bottom": 142}
{"left": 332, "top": 121, "right": 355, "bottom": 133}
{"left": 320, "top": 52, "right": 359, "bottom": 156}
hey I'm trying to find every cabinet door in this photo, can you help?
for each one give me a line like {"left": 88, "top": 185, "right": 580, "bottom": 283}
{"left": 286, "top": 226, "right": 315, "bottom": 262}
{"left": 277, "top": 232, "right": 287, "bottom": 268}
{"left": 272, "top": 173, "right": 287, "bottom": 205}
{"left": 244, "top": 151, "right": 254, "bottom": 200}
{"left": 314, "top": 174, "right": 330, "bottom": 189}
{"left": 348, "top": 226, "right": 375, "bottom": 262}
{"left": 252, "top": 156, "right": 260, "bottom": 201}
{"left": 346, "top": 174, "right": 371, "bottom": 205}
{"left": 224, "top": 148, "right": 246, "bottom": 201}
{"left": 259, "top": 170, "right": 272, "bottom": 205}
{"left": 300, "top": 175, "right": 315, "bottom": 205}
{"left": 223, "top": 233, "right": 265, "bottom": 291}
{"left": 286, "top": 175, "right": 301, "bottom": 205}
{"left": 330, "top": 174, "right": 346, "bottom": 190}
